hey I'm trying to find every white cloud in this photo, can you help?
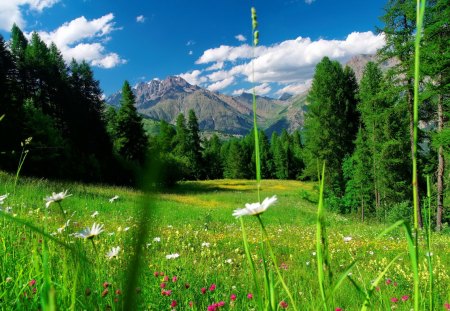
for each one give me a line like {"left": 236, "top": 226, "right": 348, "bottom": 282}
{"left": 194, "top": 31, "right": 385, "bottom": 90}
{"left": 235, "top": 34, "right": 246, "bottom": 42}
{"left": 207, "top": 77, "right": 235, "bottom": 92}
{"left": 251, "top": 83, "right": 272, "bottom": 96}
{"left": 32, "top": 14, "right": 126, "bottom": 69}
{"left": 186, "top": 40, "right": 196, "bottom": 46}
{"left": 0, "top": 0, "right": 59, "bottom": 31}
{"left": 275, "top": 79, "right": 312, "bottom": 96}
{"left": 205, "top": 62, "right": 224, "bottom": 71}
{"left": 231, "top": 83, "right": 271, "bottom": 96}
{"left": 136, "top": 15, "right": 145, "bottom": 23}
{"left": 91, "top": 53, "right": 127, "bottom": 69}
{"left": 178, "top": 70, "right": 207, "bottom": 86}
{"left": 305, "top": 0, "right": 316, "bottom": 4}
{"left": 188, "top": 50, "right": 193, "bottom": 55}
{"left": 196, "top": 44, "right": 267, "bottom": 65}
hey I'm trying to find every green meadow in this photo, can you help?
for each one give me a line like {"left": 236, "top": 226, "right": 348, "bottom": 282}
{"left": 1, "top": 171, "right": 449, "bottom": 310}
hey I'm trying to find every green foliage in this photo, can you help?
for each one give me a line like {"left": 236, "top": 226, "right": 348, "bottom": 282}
{"left": 113, "top": 80, "right": 148, "bottom": 164}
{"left": 303, "top": 57, "right": 359, "bottom": 195}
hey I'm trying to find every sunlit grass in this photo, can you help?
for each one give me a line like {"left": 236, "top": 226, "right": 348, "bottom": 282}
{"left": 1, "top": 172, "right": 449, "bottom": 310}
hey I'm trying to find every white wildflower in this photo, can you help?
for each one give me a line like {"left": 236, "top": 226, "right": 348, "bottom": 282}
{"left": 343, "top": 236, "right": 352, "bottom": 242}
{"left": 77, "top": 223, "right": 104, "bottom": 239}
{"left": 232, "top": 195, "right": 277, "bottom": 218}
{"left": 44, "top": 190, "right": 72, "bottom": 208}
{"left": 109, "top": 195, "right": 119, "bottom": 203}
{"left": 106, "top": 246, "right": 121, "bottom": 259}
{"left": 153, "top": 237, "right": 161, "bottom": 242}
{"left": 166, "top": 253, "right": 180, "bottom": 260}
{"left": 91, "top": 211, "right": 99, "bottom": 218}
{"left": 201, "top": 242, "right": 210, "bottom": 248}
{"left": 0, "top": 193, "right": 8, "bottom": 205}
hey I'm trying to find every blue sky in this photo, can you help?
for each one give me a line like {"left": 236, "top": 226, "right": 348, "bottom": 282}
{"left": 0, "top": 0, "right": 387, "bottom": 97}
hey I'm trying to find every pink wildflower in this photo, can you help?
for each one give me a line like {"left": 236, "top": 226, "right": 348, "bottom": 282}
{"left": 218, "top": 301, "right": 225, "bottom": 307}
{"left": 29, "top": 279, "right": 36, "bottom": 287}
{"left": 163, "top": 275, "right": 169, "bottom": 282}
{"left": 103, "top": 281, "right": 109, "bottom": 289}
{"left": 386, "top": 279, "right": 392, "bottom": 285}
{"left": 335, "top": 308, "right": 343, "bottom": 311}
{"left": 444, "top": 302, "right": 450, "bottom": 310}
{"left": 391, "top": 297, "right": 399, "bottom": 303}
{"left": 230, "top": 294, "right": 237, "bottom": 301}
{"left": 209, "top": 283, "right": 216, "bottom": 291}
{"left": 153, "top": 271, "right": 159, "bottom": 277}
{"left": 115, "top": 289, "right": 122, "bottom": 295}
{"left": 401, "top": 295, "right": 409, "bottom": 302}
{"left": 160, "top": 282, "right": 166, "bottom": 288}
{"left": 189, "top": 301, "right": 194, "bottom": 308}
{"left": 172, "top": 276, "right": 178, "bottom": 282}
{"left": 279, "top": 300, "right": 288, "bottom": 308}
{"left": 201, "top": 287, "right": 207, "bottom": 294}
{"left": 247, "top": 293, "right": 253, "bottom": 299}
{"left": 170, "top": 300, "right": 177, "bottom": 307}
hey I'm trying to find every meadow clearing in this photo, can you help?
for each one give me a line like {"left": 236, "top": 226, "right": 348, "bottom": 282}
{"left": 0, "top": 171, "right": 449, "bottom": 310}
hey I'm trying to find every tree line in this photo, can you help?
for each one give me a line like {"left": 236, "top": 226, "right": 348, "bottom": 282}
{"left": 0, "top": 25, "right": 148, "bottom": 184}
{"left": 301, "top": 0, "right": 449, "bottom": 229}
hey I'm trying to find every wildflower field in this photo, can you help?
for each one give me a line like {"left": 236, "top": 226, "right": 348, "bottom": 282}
{"left": 1, "top": 171, "right": 449, "bottom": 310}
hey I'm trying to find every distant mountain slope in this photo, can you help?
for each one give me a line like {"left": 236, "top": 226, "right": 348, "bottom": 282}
{"left": 106, "top": 76, "right": 292, "bottom": 135}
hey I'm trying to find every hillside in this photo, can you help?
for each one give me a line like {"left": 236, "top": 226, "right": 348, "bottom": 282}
{"left": 106, "top": 76, "right": 294, "bottom": 135}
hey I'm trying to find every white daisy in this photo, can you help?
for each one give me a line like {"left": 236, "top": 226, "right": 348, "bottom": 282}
{"left": 166, "top": 253, "right": 180, "bottom": 259}
{"left": 109, "top": 195, "right": 119, "bottom": 203}
{"left": 91, "top": 211, "right": 99, "bottom": 218}
{"left": 153, "top": 237, "right": 161, "bottom": 242}
{"left": 0, "top": 193, "right": 8, "bottom": 205}
{"left": 343, "top": 236, "right": 352, "bottom": 242}
{"left": 44, "top": 190, "right": 72, "bottom": 208}
{"left": 232, "top": 195, "right": 277, "bottom": 218}
{"left": 201, "top": 242, "right": 210, "bottom": 248}
{"left": 57, "top": 219, "right": 71, "bottom": 233}
{"left": 106, "top": 246, "right": 121, "bottom": 259}
{"left": 77, "top": 223, "right": 104, "bottom": 239}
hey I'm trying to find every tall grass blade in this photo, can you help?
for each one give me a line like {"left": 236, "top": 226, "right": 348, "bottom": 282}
{"left": 257, "top": 215, "right": 298, "bottom": 311}
{"left": 316, "top": 162, "right": 328, "bottom": 311}
{"left": 424, "top": 175, "right": 433, "bottom": 310}
{"left": 412, "top": 1, "right": 426, "bottom": 309}
{"left": 332, "top": 260, "right": 357, "bottom": 295}
{"left": 240, "top": 217, "right": 264, "bottom": 311}
{"left": 360, "top": 253, "right": 402, "bottom": 311}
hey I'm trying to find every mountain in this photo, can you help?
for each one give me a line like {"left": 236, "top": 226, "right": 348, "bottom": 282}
{"left": 106, "top": 76, "right": 293, "bottom": 135}
{"left": 345, "top": 54, "right": 398, "bottom": 82}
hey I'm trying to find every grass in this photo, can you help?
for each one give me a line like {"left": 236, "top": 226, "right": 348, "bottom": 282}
{"left": 0, "top": 171, "right": 449, "bottom": 310}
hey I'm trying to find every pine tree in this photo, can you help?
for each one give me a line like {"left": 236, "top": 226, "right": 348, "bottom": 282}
{"left": 422, "top": 0, "right": 450, "bottom": 230}
{"left": 358, "top": 62, "right": 387, "bottom": 210}
{"left": 303, "top": 57, "right": 359, "bottom": 195}
{"left": 0, "top": 34, "right": 23, "bottom": 170}
{"left": 203, "top": 134, "right": 223, "bottom": 179}
{"left": 259, "top": 130, "right": 274, "bottom": 179}
{"left": 222, "top": 139, "right": 246, "bottom": 179}
{"left": 187, "top": 109, "right": 203, "bottom": 179}
{"left": 174, "top": 113, "right": 189, "bottom": 156}
{"left": 379, "top": 0, "right": 423, "bottom": 226}
{"left": 157, "top": 119, "right": 176, "bottom": 153}
{"left": 113, "top": 80, "right": 148, "bottom": 163}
